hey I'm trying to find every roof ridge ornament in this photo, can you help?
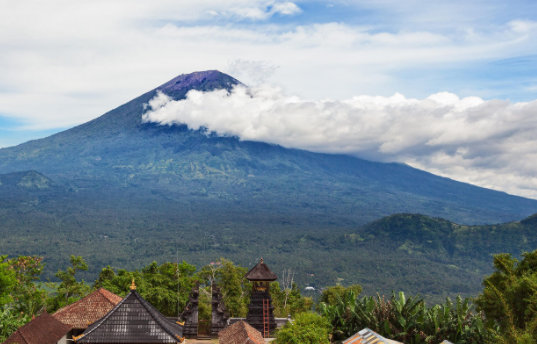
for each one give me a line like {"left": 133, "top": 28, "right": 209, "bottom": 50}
{"left": 130, "top": 278, "right": 137, "bottom": 290}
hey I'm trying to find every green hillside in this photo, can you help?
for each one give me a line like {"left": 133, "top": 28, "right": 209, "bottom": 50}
{"left": 0, "top": 70, "right": 536, "bottom": 300}
{"left": 327, "top": 213, "right": 537, "bottom": 299}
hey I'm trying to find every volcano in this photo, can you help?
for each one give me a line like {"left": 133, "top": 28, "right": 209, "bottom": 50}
{"left": 0, "top": 70, "right": 535, "bottom": 292}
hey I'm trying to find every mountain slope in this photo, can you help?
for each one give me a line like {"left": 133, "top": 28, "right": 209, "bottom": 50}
{"left": 0, "top": 70, "right": 536, "bottom": 293}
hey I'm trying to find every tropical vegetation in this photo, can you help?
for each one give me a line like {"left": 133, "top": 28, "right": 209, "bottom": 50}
{"left": 3, "top": 248, "right": 537, "bottom": 343}
{"left": 275, "top": 312, "right": 331, "bottom": 344}
{"left": 318, "top": 291, "right": 489, "bottom": 343}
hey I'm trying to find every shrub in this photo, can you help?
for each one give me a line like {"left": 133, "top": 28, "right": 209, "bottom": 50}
{"left": 276, "top": 312, "right": 331, "bottom": 344}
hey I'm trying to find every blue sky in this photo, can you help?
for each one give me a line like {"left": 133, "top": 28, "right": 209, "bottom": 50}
{"left": 0, "top": 116, "right": 60, "bottom": 148}
{"left": 2, "top": 0, "right": 537, "bottom": 197}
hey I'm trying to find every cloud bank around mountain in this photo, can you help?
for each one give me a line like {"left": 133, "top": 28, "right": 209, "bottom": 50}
{"left": 142, "top": 85, "right": 537, "bottom": 199}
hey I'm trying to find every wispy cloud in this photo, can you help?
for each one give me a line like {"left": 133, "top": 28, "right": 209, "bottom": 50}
{"left": 226, "top": 59, "right": 279, "bottom": 85}
{"left": 209, "top": 1, "right": 301, "bottom": 20}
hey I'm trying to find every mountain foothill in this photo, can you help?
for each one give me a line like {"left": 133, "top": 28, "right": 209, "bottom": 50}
{"left": 0, "top": 70, "right": 536, "bottom": 300}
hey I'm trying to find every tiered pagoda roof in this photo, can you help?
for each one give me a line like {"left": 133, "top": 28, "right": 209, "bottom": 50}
{"left": 3, "top": 312, "right": 72, "bottom": 344}
{"left": 218, "top": 320, "right": 265, "bottom": 344}
{"left": 53, "top": 288, "right": 122, "bottom": 329}
{"left": 74, "top": 286, "right": 184, "bottom": 343}
{"left": 245, "top": 258, "right": 277, "bottom": 281}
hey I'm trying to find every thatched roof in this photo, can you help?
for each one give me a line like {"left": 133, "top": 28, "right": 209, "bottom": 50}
{"left": 245, "top": 259, "right": 277, "bottom": 281}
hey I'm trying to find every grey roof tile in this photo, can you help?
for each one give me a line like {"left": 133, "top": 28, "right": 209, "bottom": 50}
{"left": 76, "top": 290, "right": 184, "bottom": 343}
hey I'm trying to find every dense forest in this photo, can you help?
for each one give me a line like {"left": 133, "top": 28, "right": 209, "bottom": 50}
{"left": 2, "top": 176, "right": 537, "bottom": 303}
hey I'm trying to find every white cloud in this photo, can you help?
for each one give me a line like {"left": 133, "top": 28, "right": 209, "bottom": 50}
{"left": 226, "top": 59, "right": 279, "bottom": 85}
{"left": 508, "top": 19, "right": 537, "bottom": 34}
{"left": 222, "top": 1, "right": 301, "bottom": 19}
{"left": 270, "top": 2, "right": 302, "bottom": 16}
{"left": 142, "top": 85, "right": 537, "bottom": 199}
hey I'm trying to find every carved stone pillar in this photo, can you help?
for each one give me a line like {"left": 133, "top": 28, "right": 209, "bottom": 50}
{"left": 180, "top": 281, "right": 199, "bottom": 339}
{"left": 211, "top": 283, "right": 230, "bottom": 338}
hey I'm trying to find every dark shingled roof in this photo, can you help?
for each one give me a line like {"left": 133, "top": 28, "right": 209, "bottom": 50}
{"left": 3, "top": 312, "right": 72, "bottom": 344}
{"left": 218, "top": 320, "right": 265, "bottom": 344}
{"left": 53, "top": 288, "right": 122, "bottom": 329}
{"left": 245, "top": 259, "right": 277, "bottom": 281}
{"left": 76, "top": 290, "right": 184, "bottom": 343}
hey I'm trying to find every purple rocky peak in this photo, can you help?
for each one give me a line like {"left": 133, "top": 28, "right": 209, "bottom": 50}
{"left": 157, "top": 70, "right": 242, "bottom": 95}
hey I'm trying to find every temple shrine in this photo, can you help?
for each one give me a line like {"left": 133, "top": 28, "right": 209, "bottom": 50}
{"left": 1, "top": 260, "right": 288, "bottom": 343}
{"left": 245, "top": 258, "right": 278, "bottom": 338}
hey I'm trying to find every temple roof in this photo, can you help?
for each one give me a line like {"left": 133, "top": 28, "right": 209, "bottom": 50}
{"left": 53, "top": 288, "right": 123, "bottom": 329}
{"left": 218, "top": 320, "right": 265, "bottom": 344}
{"left": 75, "top": 290, "right": 184, "bottom": 343}
{"left": 3, "top": 312, "right": 72, "bottom": 344}
{"left": 342, "top": 328, "right": 403, "bottom": 344}
{"left": 245, "top": 259, "right": 277, "bottom": 281}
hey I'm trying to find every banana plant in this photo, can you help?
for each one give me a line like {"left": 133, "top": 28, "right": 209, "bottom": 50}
{"left": 319, "top": 290, "right": 488, "bottom": 344}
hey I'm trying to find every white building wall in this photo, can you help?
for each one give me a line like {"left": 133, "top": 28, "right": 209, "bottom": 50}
{"left": 57, "top": 334, "right": 68, "bottom": 344}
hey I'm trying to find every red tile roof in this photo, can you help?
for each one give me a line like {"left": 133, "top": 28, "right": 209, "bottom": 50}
{"left": 3, "top": 312, "right": 72, "bottom": 344}
{"left": 219, "top": 320, "right": 265, "bottom": 344}
{"left": 53, "top": 288, "right": 122, "bottom": 329}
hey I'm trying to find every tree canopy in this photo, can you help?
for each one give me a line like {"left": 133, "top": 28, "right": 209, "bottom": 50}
{"left": 475, "top": 250, "right": 537, "bottom": 343}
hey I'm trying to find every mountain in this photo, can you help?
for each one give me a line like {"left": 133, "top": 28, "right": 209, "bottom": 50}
{"left": 325, "top": 212, "right": 537, "bottom": 299}
{"left": 0, "top": 70, "right": 536, "bottom": 295}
